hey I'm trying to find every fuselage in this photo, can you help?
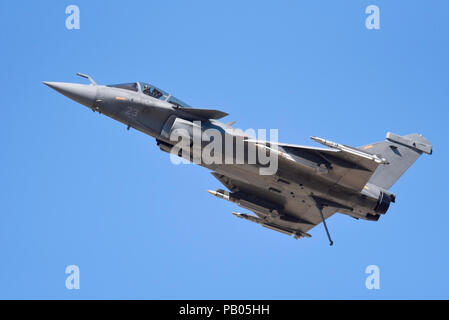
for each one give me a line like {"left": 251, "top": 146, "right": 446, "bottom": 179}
{"left": 44, "top": 79, "right": 390, "bottom": 225}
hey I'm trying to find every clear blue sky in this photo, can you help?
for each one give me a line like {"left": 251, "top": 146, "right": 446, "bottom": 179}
{"left": 0, "top": 1, "right": 448, "bottom": 299}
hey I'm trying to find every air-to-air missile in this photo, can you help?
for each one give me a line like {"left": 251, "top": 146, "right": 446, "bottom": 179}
{"left": 207, "top": 189, "right": 281, "bottom": 219}
{"left": 231, "top": 212, "right": 312, "bottom": 240}
{"left": 310, "top": 136, "right": 389, "bottom": 164}
{"left": 43, "top": 73, "right": 432, "bottom": 245}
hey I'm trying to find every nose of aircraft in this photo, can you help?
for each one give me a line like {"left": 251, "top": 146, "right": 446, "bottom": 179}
{"left": 43, "top": 82, "right": 97, "bottom": 108}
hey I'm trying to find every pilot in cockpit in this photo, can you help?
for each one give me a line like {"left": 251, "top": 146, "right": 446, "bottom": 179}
{"left": 142, "top": 84, "right": 163, "bottom": 99}
{"left": 143, "top": 84, "right": 151, "bottom": 96}
{"left": 152, "top": 89, "right": 163, "bottom": 99}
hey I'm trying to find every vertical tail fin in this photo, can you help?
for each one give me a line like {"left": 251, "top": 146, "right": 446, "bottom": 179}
{"left": 360, "top": 132, "right": 432, "bottom": 189}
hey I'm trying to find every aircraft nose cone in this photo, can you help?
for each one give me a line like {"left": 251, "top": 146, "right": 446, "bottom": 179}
{"left": 43, "top": 81, "right": 97, "bottom": 108}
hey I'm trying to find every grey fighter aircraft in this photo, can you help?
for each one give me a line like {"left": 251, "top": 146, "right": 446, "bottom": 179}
{"left": 43, "top": 73, "right": 432, "bottom": 245}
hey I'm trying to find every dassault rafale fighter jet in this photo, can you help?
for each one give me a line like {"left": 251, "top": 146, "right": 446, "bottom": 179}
{"left": 44, "top": 73, "right": 432, "bottom": 245}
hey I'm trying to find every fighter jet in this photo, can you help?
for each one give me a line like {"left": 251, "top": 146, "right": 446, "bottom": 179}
{"left": 43, "top": 73, "right": 432, "bottom": 245}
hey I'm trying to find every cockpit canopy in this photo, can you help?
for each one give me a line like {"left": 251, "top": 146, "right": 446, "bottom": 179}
{"left": 139, "top": 82, "right": 169, "bottom": 101}
{"left": 107, "top": 82, "right": 138, "bottom": 92}
{"left": 107, "top": 82, "right": 192, "bottom": 108}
